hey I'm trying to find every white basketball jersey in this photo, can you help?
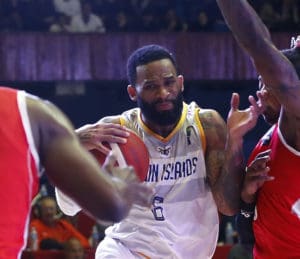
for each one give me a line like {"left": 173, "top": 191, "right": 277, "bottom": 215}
{"left": 105, "top": 102, "right": 219, "bottom": 259}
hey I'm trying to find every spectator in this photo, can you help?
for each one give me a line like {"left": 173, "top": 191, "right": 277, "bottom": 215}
{"left": 93, "top": 0, "right": 125, "bottom": 31}
{"left": 108, "top": 10, "right": 131, "bottom": 32}
{"left": 258, "top": 2, "right": 281, "bottom": 31}
{"left": 28, "top": 196, "right": 90, "bottom": 250}
{"left": 64, "top": 237, "right": 85, "bottom": 259}
{"left": 188, "top": 10, "right": 214, "bottom": 32}
{"left": 161, "top": 8, "right": 187, "bottom": 32}
{"left": 130, "top": 0, "right": 151, "bottom": 16}
{"left": 70, "top": 2, "right": 105, "bottom": 33}
{"left": 53, "top": 0, "right": 81, "bottom": 18}
{"left": 280, "top": 0, "right": 300, "bottom": 31}
{"left": 137, "top": 10, "right": 159, "bottom": 32}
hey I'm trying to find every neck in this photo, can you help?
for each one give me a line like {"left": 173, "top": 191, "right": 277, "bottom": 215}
{"left": 142, "top": 115, "right": 178, "bottom": 138}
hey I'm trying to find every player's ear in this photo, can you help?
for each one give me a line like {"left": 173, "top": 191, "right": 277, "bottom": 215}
{"left": 127, "top": 85, "right": 137, "bottom": 102}
{"left": 178, "top": 75, "right": 184, "bottom": 92}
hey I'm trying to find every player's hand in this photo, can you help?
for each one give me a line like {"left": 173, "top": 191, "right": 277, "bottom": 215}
{"left": 76, "top": 122, "right": 130, "bottom": 154}
{"left": 102, "top": 151, "right": 136, "bottom": 181}
{"left": 102, "top": 152, "right": 153, "bottom": 208}
{"left": 227, "top": 92, "right": 262, "bottom": 139}
{"left": 241, "top": 149, "right": 274, "bottom": 203}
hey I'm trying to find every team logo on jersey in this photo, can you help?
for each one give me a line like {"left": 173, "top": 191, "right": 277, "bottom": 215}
{"left": 157, "top": 146, "right": 171, "bottom": 157}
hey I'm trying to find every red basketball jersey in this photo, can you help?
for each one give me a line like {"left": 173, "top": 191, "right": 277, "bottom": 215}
{"left": 249, "top": 124, "right": 300, "bottom": 258}
{"left": 0, "top": 87, "right": 40, "bottom": 258}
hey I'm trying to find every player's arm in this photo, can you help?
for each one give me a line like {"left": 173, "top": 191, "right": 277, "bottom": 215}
{"left": 56, "top": 116, "right": 129, "bottom": 216}
{"left": 236, "top": 149, "right": 273, "bottom": 247}
{"left": 76, "top": 116, "right": 130, "bottom": 154}
{"left": 27, "top": 96, "right": 152, "bottom": 222}
{"left": 202, "top": 93, "right": 260, "bottom": 215}
{"left": 200, "top": 108, "right": 242, "bottom": 216}
{"left": 216, "top": 0, "right": 300, "bottom": 116}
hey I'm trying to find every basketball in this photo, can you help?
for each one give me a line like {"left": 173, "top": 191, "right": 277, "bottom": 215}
{"left": 90, "top": 130, "right": 149, "bottom": 182}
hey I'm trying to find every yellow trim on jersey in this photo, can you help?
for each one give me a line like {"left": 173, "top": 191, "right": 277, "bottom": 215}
{"left": 119, "top": 116, "right": 125, "bottom": 126}
{"left": 194, "top": 107, "right": 206, "bottom": 153}
{"left": 119, "top": 103, "right": 206, "bottom": 151}
{"left": 137, "top": 102, "right": 188, "bottom": 143}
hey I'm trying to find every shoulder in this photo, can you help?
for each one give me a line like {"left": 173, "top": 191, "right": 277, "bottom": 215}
{"left": 198, "top": 109, "right": 226, "bottom": 135}
{"left": 197, "top": 108, "right": 227, "bottom": 150}
{"left": 99, "top": 115, "right": 122, "bottom": 124}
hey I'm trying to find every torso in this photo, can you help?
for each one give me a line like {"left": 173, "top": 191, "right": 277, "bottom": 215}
{"left": 250, "top": 124, "right": 300, "bottom": 258}
{"left": 0, "top": 87, "right": 40, "bottom": 259}
{"left": 105, "top": 102, "right": 219, "bottom": 259}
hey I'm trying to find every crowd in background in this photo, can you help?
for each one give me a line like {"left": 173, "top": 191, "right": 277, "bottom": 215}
{"left": 0, "top": 0, "right": 299, "bottom": 33}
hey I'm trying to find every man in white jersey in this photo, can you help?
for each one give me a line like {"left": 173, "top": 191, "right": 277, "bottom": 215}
{"left": 56, "top": 44, "right": 261, "bottom": 258}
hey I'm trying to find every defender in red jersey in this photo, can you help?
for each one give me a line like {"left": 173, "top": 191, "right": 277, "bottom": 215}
{"left": 0, "top": 87, "right": 152, "bottom": 259}
{"left": 216, "top": 0, "right": 300, "bottom": 258}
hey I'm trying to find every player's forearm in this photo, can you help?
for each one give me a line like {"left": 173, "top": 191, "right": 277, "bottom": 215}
{"left": 216, "top": 0, "right": 271, "bottom": 56}
{"left": 221, "top": 135, "right": 245, "bottom": 214}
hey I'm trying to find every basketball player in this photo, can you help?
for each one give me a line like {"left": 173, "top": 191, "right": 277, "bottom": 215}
{"left": 0, "top": 87, "right": 152, "bottom": 259}
{"left": 216, "top": 0, "right": 300, "bottom": 257}
{"left": 56, "top": 44, "right": 261, "bottom": 258}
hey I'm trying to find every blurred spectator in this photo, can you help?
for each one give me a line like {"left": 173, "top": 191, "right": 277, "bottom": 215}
{"left": 64, "top": 237, "right": 85, "bottom": 259}
{"left": 28, "top": 196, "right": 90, "bottom": 250}
{"left": 92, "top": 0, "right": 127, "bottom": 31}
{"left": 186, "top": 0, "right": 216, "bottom": 32}
{"left": 258, "top": 2, "right": 281, "bottom": 31}
{"left": 137, "top": 9, "right": 159, "bottom": 32}
{"left": 188, "top": 10, "right": 213, "bottom": 32}
{"left": 49, "top": 12, "right": 72, "bottom": 32}
{"left": 53, "top": 0, "right": 81, "bottom": 18}
{"left": 70, "top": 2, "right": 105, "bottom": 33}
{"left": 280, "top": 0, "right": 299, "bottom": 31}
{"left": 109, "top": 10, "right": 131, "bottom": 32}
{"left": 218, "top": 215, "right": 238, "bottom": 245}
{"left": 161, "top": 8, "right": 187, "bottom": 32}
{"left": 130, "top": 0, "right": 151, "bottom": 16}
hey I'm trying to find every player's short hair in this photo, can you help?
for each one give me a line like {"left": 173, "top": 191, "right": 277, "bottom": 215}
{"left": 126, "top": 44, "right": 178, "bottom": 86}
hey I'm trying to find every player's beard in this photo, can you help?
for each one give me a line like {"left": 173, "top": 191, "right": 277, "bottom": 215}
{"left": 137, "top": 93, "right": 184, "bottom": 126}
